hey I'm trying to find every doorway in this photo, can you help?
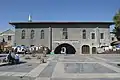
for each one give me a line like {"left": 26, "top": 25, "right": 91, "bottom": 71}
{"left": 54, "top": 43, "right": 76, "bottom": 54}
{"left": 82, "top": 45, "right": 90, "bottom": 54}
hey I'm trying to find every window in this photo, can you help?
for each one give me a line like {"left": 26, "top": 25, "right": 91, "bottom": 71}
{"left": 83, "top": 30, "right": 86, "bottom": 39}
{"left": 21, "top": 30, "right": 25, "bottom": 39}
{"left": 112, "top": 37, "right": 114, "bottom": 41}
{"left": 14, "top": 43, "right": 16, "bottom": 46}
{"left": 40, "top": 30, "right": 44, "bottom": 39}
{"left": 92, "top": 43, "right": 94, "bottom": 45}
{"left": 91, "top": 33, "right": 95, "bottom": 39}
{"left": 21, "top": 45, "right": 25, "bottom": 47}
{"left": 100, "top": 33, "right": 104, "bottom": 39}
{"left": 8, "top": 36, "right": 11, "bottom": 41}
{"left": 62, "top": 28, "right": 68, "bottom": 39}
{"left": 31, "top": 30, "right": 34, "bottom": 39}
{"left": 30, "top": 45, "right": 34, "bottom": 47}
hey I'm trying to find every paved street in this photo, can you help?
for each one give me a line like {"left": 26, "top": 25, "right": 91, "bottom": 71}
{"left": 1, "top": 54, "right": 120, "bottom": 80}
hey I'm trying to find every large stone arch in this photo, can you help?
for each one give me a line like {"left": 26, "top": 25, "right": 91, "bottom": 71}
{"left": 54, "top": 43, "right": 76, "bottom": 54}
{"left": 82, "top": 45, "right": 90, "bottom": 54}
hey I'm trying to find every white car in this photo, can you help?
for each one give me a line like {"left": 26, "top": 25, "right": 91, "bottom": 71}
{"left": 13, "top": 46, "right": 27, "bottom": 53}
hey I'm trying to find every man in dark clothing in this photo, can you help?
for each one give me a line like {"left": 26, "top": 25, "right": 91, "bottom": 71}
{"left": 8, "top": 52, "right": 12, "bottom": 64}
{"left": 7, "top": 49, "right": 15, "bottom": 64}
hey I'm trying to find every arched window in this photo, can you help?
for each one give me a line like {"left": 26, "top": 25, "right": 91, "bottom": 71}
{"left": 91, "top": 33, "right": 95, "bottom": 39}
{"left": 40, "top": 30, "right": 44, "bottom": 39}
{"left": 62, "top": 28, "right": 68, "bottom": 39}
{"left": 21, "top": 30, "right": 25, "bottom": 39}
{"left": 83, "top": 30, "right": 86, "bottom": 39}
{"left": 31, "top": 30, "right": 34, "bottom": 39}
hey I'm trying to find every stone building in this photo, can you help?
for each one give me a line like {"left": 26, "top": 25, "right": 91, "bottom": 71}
{"left": 0, "top": 29, "right": 15, "bottom": 50}
{"left": 110, "top": 32, "right": 117, "bottom": 43}
{"left": 9, "top": 21, "right": 114, "bottom": 54}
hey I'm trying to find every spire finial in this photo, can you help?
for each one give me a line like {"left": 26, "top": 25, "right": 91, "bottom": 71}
{"left": 28, "top": 14, "right": 32, "bottom": 22}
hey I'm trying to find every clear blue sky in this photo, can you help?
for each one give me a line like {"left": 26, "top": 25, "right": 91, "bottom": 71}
{"left": 0, "top": 0, "right": 120, "bottom": 32}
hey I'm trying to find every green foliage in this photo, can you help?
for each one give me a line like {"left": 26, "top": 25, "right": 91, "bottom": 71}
{"left": 113, "top": 9, "right": 120, "bottom": 40}
{"left": 113, "top": 9, "right": 120, "bottom": 28}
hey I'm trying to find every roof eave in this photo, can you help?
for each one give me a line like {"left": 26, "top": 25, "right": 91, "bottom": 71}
{"left": 9, "top": 21, "right": 115, "bottom": 25}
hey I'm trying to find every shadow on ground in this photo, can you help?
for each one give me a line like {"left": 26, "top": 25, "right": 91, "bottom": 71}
{"left": 0, "top": 61, "right": 27, "bottom": 67}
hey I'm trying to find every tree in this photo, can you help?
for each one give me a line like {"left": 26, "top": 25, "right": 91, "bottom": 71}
{"left": 113, "top": 9, "right": 120, "bottom": 40}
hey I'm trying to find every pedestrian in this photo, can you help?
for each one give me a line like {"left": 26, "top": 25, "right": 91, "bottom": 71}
{"left": 7, "top": 50, "right": 12, "bottom": 64}
{"left": 15, "top": 53, "right": 19, "bottom": 64}
{"left": 10, "top": 49, "right": 15, "bottom": 64}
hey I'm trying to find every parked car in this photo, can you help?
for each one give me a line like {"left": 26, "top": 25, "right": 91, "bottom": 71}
{"left": 12, "top": 46, "right": 27, "bottom": 54}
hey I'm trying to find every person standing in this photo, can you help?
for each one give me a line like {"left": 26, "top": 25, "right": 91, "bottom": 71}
{"left": 15, "top": 53, "right": 19, "bottom": 64}
{"left": 11, "top": 49, "right": 15, "bottom": 64}
{"left": 7, "top": 51, "right": 12, "bottom": 63}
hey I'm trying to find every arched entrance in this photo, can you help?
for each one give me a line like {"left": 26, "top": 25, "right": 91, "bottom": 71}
{"left": 92, "top": 47, "right": 97, "bottom": 54}
{"left": 54, "top": 43, "right": 76, "bottom": 54}
{"left": 82, "top": 45, "right": 90, "bottom": 54}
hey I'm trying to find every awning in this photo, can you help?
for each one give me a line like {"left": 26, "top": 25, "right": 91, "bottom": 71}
{"left": 111, "top": 41, "right": 120, "bottom": 46}
{"left": 4, "top": 44, "right": 12, "bottom": 48}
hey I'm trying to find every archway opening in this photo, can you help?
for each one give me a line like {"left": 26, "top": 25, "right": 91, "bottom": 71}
{"left": 54, "top": 43, "right": 76, "bottom": 54}
{"left": 92, "top": 47, "right": 97, "bottom": 54}
{"left": 82, "top": 45, "right": 90, "bottom": 54}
